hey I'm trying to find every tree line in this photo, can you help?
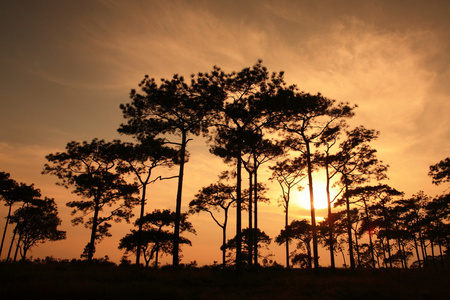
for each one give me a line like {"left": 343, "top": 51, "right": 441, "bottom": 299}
{"left": 1, "top": 62, "right": 448, "bottom": 270}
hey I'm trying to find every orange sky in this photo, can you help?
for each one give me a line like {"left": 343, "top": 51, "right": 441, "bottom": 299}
{"left": 1, "top": 0, "right": 449, "bottom": 266}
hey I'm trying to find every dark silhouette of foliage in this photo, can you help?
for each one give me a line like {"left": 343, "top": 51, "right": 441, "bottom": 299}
{"left": 270, "top": 157, "right": 307, "bottom": 268}
{"left": 10, "top": 197, "right": 65, "bottom": 260}
{"left": 331, "top": 127, "right": 388, "bottom": 270}
{"left": 208, "top": 60, "right": 287, "bottom": 269}
{"left": 0, "top": 173, "right": 41, "bottom": 259}
{"left": 276, "top": 219, "right": 312, "bottom": 268}
{"left": 119, "top": 209, "right": 195, "bottom": 268}
{"left": 189, "top": 179, "right": 236, "bottom": 268}
{"left": 119, "top": 70, "right": 224, "bottom": 267}
{"left": 274, "top": 89, "right": 356, "bottom": 269}
{"left": 223, "top": 227, "right": 271, "bottom": 267}
{"left": 43, "top": 139, "right": 139, "bottom": 262}
{"left": 429, "top": 157, "right": 450, "bottom": 185}
{"left": 114, "top": 138, "right": 178, "bottom": 265}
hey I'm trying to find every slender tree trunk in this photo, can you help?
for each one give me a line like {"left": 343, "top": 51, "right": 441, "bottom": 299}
{"left": 222, "top": 224, "right": 227, "bottom": 268}
{"left": 344, "top": 179, "right": 355, "bottom": 271}
{"left": 325, "top": 160, "right": 335, "bottom": 269}
{"left": 173, "top": 130, "right": 187, "bottom": 267}
{"left": 386, "top": 237, "right": 393, "bottom": 268}
{"left": 253, "top": 159, "right": 259, "bottom": 266}
{"left": 430, "top": 239, "right": 436, "bottom": 267}
{"left": 88, "top": 199, "right": 100, "bottom": 263}
{"left": 413, "top": 235, "right": 422, "bottom": 268}
{"left": 304, "top": 140, "right": 319, "bottom": 269}
{"left": 354, "top": 228, "right": 360, "bottom": 268}
{"left": 13, "top": 232, "right": 21, "bottom": 261}
{"left": 236, "top": 151, "right": 242, "bottom": 271}
{"left": 0, "top": 204, "right": 12, "bottom": 259}
{"left": 438, "top": 243, "right": 444, "bottom": 268}
{"left": 7, "top": 226, "right": 17, "bottom": 261}
{"left": 248, "top": 171, "right": 253, "bottom": 267}
{"left": 363, "top": 201, "right": 376, "bottom": 268}
{"left": 285, "top": 199, "right": 290, "bottom": 269}
{"left": 136, "top": 180, "right": 149, "bottom": 265}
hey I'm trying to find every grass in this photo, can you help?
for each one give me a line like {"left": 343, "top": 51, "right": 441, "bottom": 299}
{"left": 0, "top": 262, "right": 449, "bottom": 299}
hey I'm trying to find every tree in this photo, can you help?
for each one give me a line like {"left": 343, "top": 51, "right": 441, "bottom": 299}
{"left": 270, "top": 157, "right": 307, "bottom": 268}
{"left": 331, "top": 127, "right": 388, "bottom": 270}
{"left": 429, "top": 157, "right": 450, "bottom": 185}
{"left": 119, "top": 71, "right": 223, "bottom": 266}
{"left": 368, "top": 185, "right": 403, "bottom": 268}
{"left": 0, "top": 173, "right": 42, "bottom": 260}
{"left": 189, "top": 180, "right": 236, "bottom": 268}
{"left": 209, "top": 61, "right": 287, "bottom": 269}
{"left": 43, "top": 139, "right": 139, "bottom": 262}
{"left": 276, "top": 90, "right": 355, "bottom": 269}
{"left": 119, "top": 209, "right": 195, "bottom": 268}
{"left": 115, "top": 138, "right": 178, "bottom": 265}
{"left": 10, "top": 197, "right": 65, "bottom": 261}
{"left": 276, "top": 219, "right": 312, "bottom": 268}
{"left": 223, "top": 227, "right": 272, "bottom": 267}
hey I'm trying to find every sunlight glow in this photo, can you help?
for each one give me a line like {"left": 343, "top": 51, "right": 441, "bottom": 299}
{"left": 295, "top": 181, "right": 330, "bottom": 210}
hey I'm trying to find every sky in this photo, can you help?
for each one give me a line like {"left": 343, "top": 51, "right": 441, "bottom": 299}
{"left": 1, "top": 0, "right": 449, "bottom": 266}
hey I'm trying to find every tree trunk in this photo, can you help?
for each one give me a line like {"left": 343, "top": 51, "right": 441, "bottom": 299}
{"left": 236, "top": 151, "right": 242, "bottom": 271}
{"left": 136, "top": 180, "right": 149, "bottom": 265}
{"left": 344, "top": 179, "right": 355, "bottom": 271}
{"left": 88, "top": 198, "right": 100, "bottom": 263}
{"left": 6, "top": 226, "right": 17, "bottom": 261}
{"left": 0, "top": 204, "right": 12, "bottom": 259}
{"left": 304, "top": 139, "right": 319, "bottom": 269}
{"left": 173, "top": 130, "right": 187, "bottom": 267}
{"left": 285, "top": 200, "right": 290, "bottom": 269}
{"left": 325, "top": 160, "right": 335, "bottom": 269}
{"left": 253, "top": 157, "right": 259, "bottom": 266}
{"left": 413, "top": 235, "right": 422, "bottom": 268}
{"left": 247, "top": 170, "right": 253, "bottom": 267}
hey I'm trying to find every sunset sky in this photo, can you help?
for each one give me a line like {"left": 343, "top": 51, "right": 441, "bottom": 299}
{"left": 1, "top": 0, "right": 449, "bottom": 266}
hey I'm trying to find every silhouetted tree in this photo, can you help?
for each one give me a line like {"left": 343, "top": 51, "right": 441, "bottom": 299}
{"left": 119, "top": 209, "right": 195, "bottom": 268}
{"left": 270, "top": 157, "right": 307, "bottom": 268}
{"left": 223, "top": 227, "right": 271, "bottom": 267}
{"left": 368, "top": 185, "right": 403, "bottom": 268}
{"left": 115, "top": 138, "right": 178, "bottom": 265}
{"left": 209, "top": 61, "right": 287, "bottom": 270}
{"left": 119, "top": 69, "right": 224, "bottom": 266}
{"left": 43, "top": 139, "right": 139, "bottom": 262}
{"left": 189, "top": 179, "right": 236, "bottom": 267}
{"left": 315, "top": 124, "right": 346, "bottom": 269}
{"left": 10, "top": 197, "right": 65, "bottom": 261}
{"left": 1, "top": 173, "right": 41, "bottom": 259}
{"left": 429, "top": 157, "right": 450, "bottom": 185}
{"left": 331, "top": 127, "right": 388, "bottom": 270}
{"left": 275, "top": 91, "right": 355, "bottom": 269}
{"left": 276, "top": 219, "right": 312, "bottom": 268}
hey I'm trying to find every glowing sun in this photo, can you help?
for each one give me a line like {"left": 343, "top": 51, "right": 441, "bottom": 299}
{"left": 295, "top": 181, "right": 330, "bottom": 210}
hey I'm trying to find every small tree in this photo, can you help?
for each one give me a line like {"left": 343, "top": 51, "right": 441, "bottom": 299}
{"left": 269, "top": 157, "right": 307, "bottom": 268}
{"left": 43, "top": 139, "right": 139, "bottom": 262}
{"left": 119, "top": 209, "right": 195, "bottom": 268}
{"left": 276, "top": 219, "right": 312, "bottom": 268}
{"left": 223, "top": 228, "right": 271, "bottom": 267}
{"left": 115, "top": 138, "right": 178, "bottom": 265}
{"left": 0, "top": 173, "right": 42, "bottom": 259}
{"left": 189, "top": 180, "right": 236, "bottom": 268}
{"left": 10, "top": 197, "right": 66, "bottom": 260}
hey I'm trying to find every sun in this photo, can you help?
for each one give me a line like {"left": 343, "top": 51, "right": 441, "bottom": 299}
{"left": 294, "top": 181, "right": 330, "bottom": 210}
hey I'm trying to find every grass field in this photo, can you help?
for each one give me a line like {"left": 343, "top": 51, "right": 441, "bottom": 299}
{"left": 1, "top": 263, "right": 449, "bottom": 299}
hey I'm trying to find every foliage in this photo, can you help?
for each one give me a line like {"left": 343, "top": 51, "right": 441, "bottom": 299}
{"left": 43, "top": 139, "right": 139, "bottom": 261}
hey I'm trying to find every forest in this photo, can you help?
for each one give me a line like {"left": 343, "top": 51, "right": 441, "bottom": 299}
{"left": 0, "top": 61, "right": 449, "bottom": 273}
